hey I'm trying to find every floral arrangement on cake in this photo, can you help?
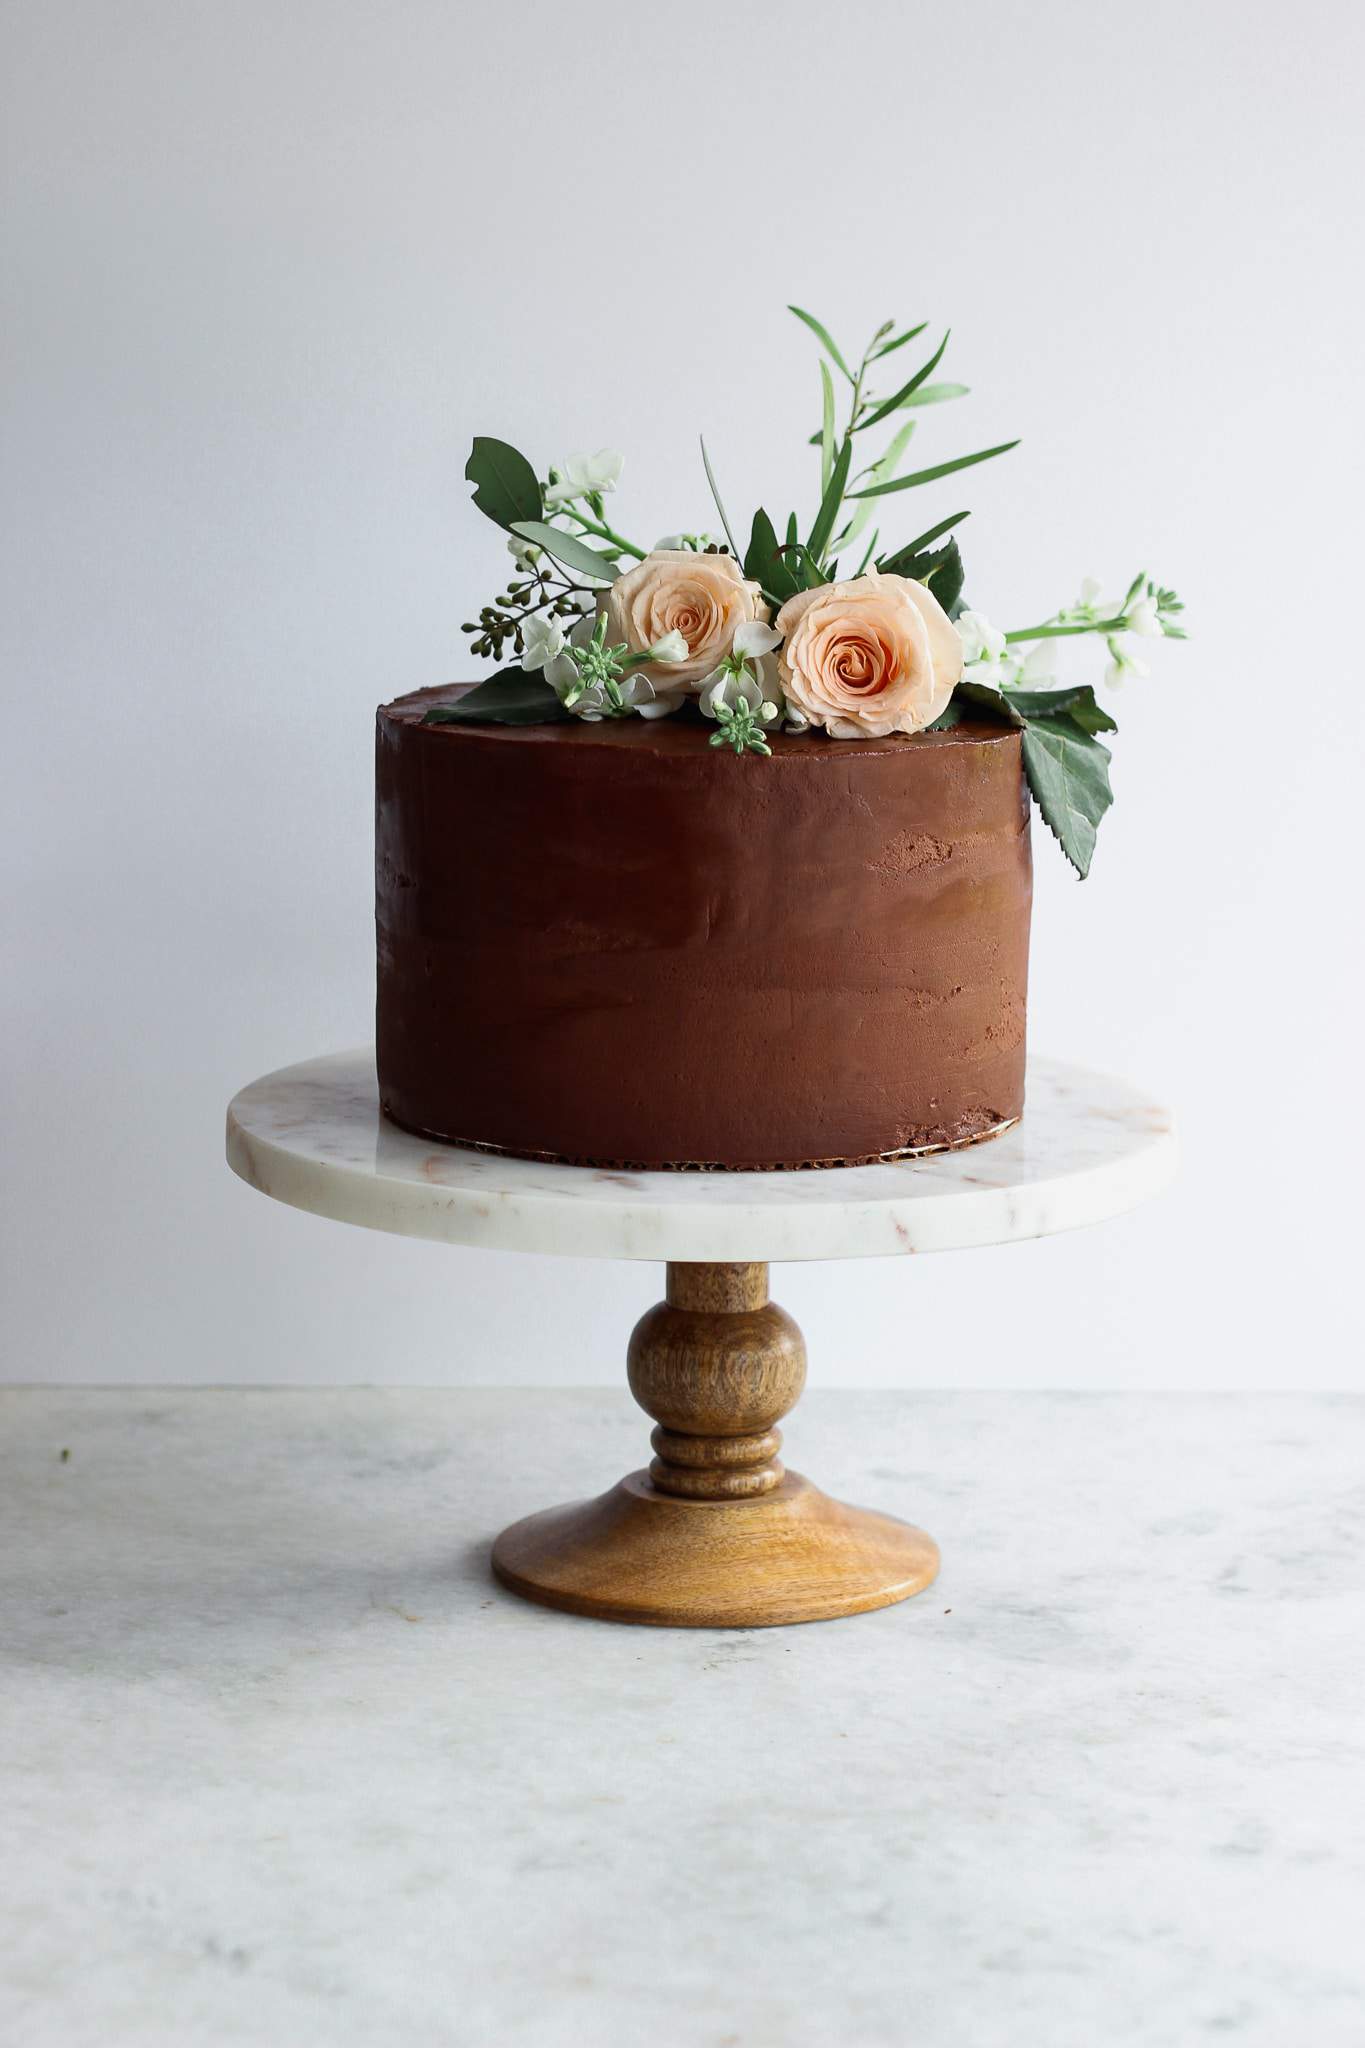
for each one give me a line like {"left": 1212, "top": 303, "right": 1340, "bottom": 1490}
{"left": 438, "top": 306, "right": 1186, "bottom": 875}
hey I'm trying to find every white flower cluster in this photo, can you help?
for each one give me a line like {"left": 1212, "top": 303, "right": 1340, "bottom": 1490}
{"left": 956, "top": 611, "right": 1056, "bottom": 694}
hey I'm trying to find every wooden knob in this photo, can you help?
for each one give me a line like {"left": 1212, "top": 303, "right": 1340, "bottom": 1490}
{"left": 626, "top": 1263, "right": 807, "bottom": 1499}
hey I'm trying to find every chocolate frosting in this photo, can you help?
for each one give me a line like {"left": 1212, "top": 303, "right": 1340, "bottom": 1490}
{"left": 376, "top": 688, "right": 1033, "bottom": 1169}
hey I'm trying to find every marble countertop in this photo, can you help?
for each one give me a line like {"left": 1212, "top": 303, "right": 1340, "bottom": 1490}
{"left": 5, "top": 1388, "right": 1362, "bottom": 2047}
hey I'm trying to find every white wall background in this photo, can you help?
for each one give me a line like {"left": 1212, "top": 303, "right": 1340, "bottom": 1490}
{"left": 4, "top": 0, "right": 1362, "bottom": 1390}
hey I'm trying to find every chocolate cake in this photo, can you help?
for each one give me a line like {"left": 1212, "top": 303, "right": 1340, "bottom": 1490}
{"left": 375, "top": 686, "right": 1032, "bottom": 1170}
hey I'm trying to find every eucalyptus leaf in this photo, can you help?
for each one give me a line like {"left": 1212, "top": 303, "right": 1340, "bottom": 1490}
{"left": 787, "top": 304, "right": 854, "bottom": 382}
{"left": 819, "top": 360, "right": 835, "bottom": 495}
{"left": 848, "top": 441, "right": 1020, "bottom": 499}
{"left": 871, "top": 321, "right": 929, "bottom": 360}
{"left": 465, "top": 438, "right": 542, "bottom": 532}
{"left": 896, "top": 382, "right": 970, "bottom": 408}
{"left": 1021, "top": 716, "right": 1114, "bottom": 879}
{"left": 887, "top": 510, "right": 971, "bottom": 560}
{"left": 857, "top": 332, "right": 951, "bottom": 432}
{"left": 423, "top": 668, "right": 571, "bottom": 727}
{"left": 509, "top": 520, "right": 619, "bottom": 583}
{"left": 807, "top": 437, "right": 851, "bottom": 564}
{"left": 841, "top": 422, "right": 915, "bottom": 552}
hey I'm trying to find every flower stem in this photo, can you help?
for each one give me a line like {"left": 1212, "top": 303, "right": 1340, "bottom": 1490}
{"left": 565, "top": 510, "right": 646, "bottom": 561}
{"left": 1004, "top": 617, "right": 1126, "bottom": 644}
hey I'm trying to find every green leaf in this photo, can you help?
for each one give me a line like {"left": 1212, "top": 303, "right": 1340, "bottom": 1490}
{"left": 465, "top": 438, "right": 542, "bottom": 532}
{"left": 896, "top": 382, "right": 970, "bottom": 408}
{"left": 509, "top": 520, "right": 619, "bottom": 584}
{"left": 887, "top": 510, "right": 971, "bottom": 560}
{"left": 779, "top": 540, "right": 829, "bottom": 590}
{"left": 744, "top": 508, "right": 801, "bottom": 605}
{"left": 699, "top": 436, "right": 741, "bottom": 559}
{"left": 841, "top": 422, "right": 915, "bottom": 553}
{"left": 875, "top": 537, "right": 964, "bottom": 615}
{"left": 856, "top": 332, "right": 951, "bottom": 432}
{"left": 1021, "top": 717, "right": 1114, "bottom": 878}
{"left": 927, "top": 680, "right": 1024, "bottom": 733}
{"left": 848, "top": 440, "right": 1020, "bottom": 499}
{"left": 787, "top": 304, "right": 854, "bottom": 383}
{"left": 1005, "top": 685, "right": 1117, "bottom": 735}
{"left": 819, "top": 360, "right": 835, "bottom": 495}
{"left": 423, "top": 669, "right": 571, "bottom": 727}
{"left": 871, "top": 321, "right": 929, "bottom": 360}
{"left": 807, "top": 437, "right": 851, "bottom": 565}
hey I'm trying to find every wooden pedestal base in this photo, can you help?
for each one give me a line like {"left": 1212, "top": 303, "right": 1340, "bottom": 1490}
{"left": 491, "top": 1261, "right": 939, "bottom": 1628}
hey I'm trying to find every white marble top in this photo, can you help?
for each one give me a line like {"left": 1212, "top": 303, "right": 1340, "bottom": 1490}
{"left": 226, "top": 1049, "right": 1175, "bottom": 1261}
{"left": 4, "top": 1387, "right": 1361, "bottom": 2047}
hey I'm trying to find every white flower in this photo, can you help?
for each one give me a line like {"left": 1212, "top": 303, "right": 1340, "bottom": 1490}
{"left": 544, "top": 616, "right": 594, "bottom": 698}
{"left": 543, "top": 449, "right": 624, "bottom": 510}
{"left": 956, "top": 609, "right": 1008, "bottom": 670}
{"left": 653, "top": 531, "right": 722, "bottom": 553}
{"left": 520, "top": 613, "right": 566, "bottom": 673}
{"left": 699, "top": 662, "right": 781, "bottom": 726}
{"left": 1104, "top": 635, "right": 1149, "bottom": 691}
{"left": 649, "top": 629, "right": 690, "bottom": 664}
{"left": 1126, "top": 591, "right": 1161, "bottom": 637}
{"left": 507, "top": 533, "right": 541, "bottom": 570}
{"left": 732, "top": 621, "right": 782, "bottom": 662}
{"left": 1014, "top": 643, "right": 1057, "bottom": 690}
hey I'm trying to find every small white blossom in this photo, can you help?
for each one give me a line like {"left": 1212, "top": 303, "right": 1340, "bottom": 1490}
{"left": 653, "top": 531, "right": 723, "bottom": 553}
{"left": 520, "top": 614, "right": 566, "bottom": 673}
{"left": 649, "top": 629, "right": 690, "bottom": 664}
{"left": 507, "top": 533, "right": 541, "bottom": 570}
{"left": 544, "top": 449, "right": 624, "bottom": 510}
{"left": 732, "top": 621, "right": 782, "bottom": 662}
{"left": 957, "top": 611, "right": 1056, "bottom": 695}
{"left": 1104, "top": 635, "right": 1149, "bottom": 691}
{"left": 699, "top": 663, "right": 781, "bottom": 726}
{"left": 1126, "top": 591, "right": 1161, "bottom": 637}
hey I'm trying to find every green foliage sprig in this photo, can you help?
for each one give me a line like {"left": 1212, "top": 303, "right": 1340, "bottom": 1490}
{"left": 448, "top": 306, "right": 1187, "bottom": 877}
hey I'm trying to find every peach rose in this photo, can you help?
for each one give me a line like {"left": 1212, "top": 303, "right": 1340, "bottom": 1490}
{"left": 775, "top": 570, "right": 963, "bottom": 738}
{"left": 605, "top": 550, "right": 768, "bottom": 689}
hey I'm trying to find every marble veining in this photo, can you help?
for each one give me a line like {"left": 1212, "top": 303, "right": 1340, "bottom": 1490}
{"left": 226, "top": 1050, "right": 1176, "bottom": 1261}
{"left": 3, "top": 1389, "right": 1362, "bottom": 2047}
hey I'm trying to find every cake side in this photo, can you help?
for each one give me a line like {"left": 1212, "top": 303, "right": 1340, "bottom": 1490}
{"left": 376, "top": 690, "right": 1032, "bottom": 1169}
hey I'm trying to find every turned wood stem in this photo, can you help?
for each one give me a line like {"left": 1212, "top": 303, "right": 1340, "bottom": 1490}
{"left": 626, "top": 1262, "right": 807, "bottom": 1500}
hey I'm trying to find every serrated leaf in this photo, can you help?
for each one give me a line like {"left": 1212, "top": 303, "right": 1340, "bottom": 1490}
{"left": 1021, "top": 717, "right": 1114, "bottom": 878}
{"left": 465, "top": 437, "right": 542, "bottom": 532}
{"left": 808, "top": 437, "right": 851, "bottom": 565}
{"left": 956, "top": 680, "right": 1024, "bottom": 727}
{"left": 819, "top": 360, "right": 835, "bottom": 495}
{"left": 787, "top": 304, "right": 854, "bottom": 382}
{"left": 848, "top": 440, "right": 1020, "bottom": 499}
{"left": 875, "top": 537, "right": 964, "bottom": 615}
{"left": 509, "top": 520, "right": 619, "bottom": 584}
{"left": 856, "top": 332, "right": 951, "bottom": 432}
{"left": 1005, "top": 685, "right": 1117, "bottom": 735}
{"left": 423, "top": 669, "right": 571, "bottom": 727}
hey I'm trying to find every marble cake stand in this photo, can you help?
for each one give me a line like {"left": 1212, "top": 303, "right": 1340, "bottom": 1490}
{"left": 226, "top": 1050, "right": 1175, "bottom": 1628}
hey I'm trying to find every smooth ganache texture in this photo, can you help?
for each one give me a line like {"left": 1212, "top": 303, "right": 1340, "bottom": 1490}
{"left": 376, "top": 687, "right": 1033, "bottom": 1169}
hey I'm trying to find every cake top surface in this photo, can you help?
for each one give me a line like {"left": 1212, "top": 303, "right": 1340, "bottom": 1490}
{"left": 380, "top": 685, "right": 1017, "bottom": 761}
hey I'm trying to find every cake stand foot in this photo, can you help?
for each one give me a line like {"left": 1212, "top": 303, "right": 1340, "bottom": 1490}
{"left": 491, "top": 1262, "right": 939, "bottom": 1628}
